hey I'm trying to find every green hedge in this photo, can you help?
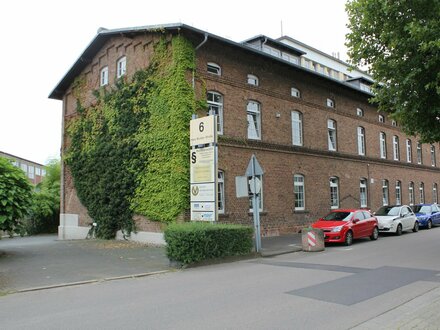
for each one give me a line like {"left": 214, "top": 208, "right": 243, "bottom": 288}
{"left": 164, "top": 222, "right": 254, "bottom": 265}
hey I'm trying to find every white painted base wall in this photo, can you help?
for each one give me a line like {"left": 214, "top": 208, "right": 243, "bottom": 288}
{"left": 58, "top": 213, "right": 165, "bottom": 245}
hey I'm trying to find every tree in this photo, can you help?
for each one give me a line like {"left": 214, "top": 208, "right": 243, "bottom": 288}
{"left": 346, "top": 0, "right": 440, "bottom": 142}
{"left": 0, "top": 157, "right": 33, "bottom": 234}
{"left": 26, "top": 159, "right": 61, "bottom": 234}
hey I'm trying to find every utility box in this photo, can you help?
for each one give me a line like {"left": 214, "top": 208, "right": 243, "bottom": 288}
{"left": 301, "top": 228, "right": 325, "bottom": 252}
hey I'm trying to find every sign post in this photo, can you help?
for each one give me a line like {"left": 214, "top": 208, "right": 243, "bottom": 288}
{"left": 245, "top": 154, "right": 264, "bottom": 253}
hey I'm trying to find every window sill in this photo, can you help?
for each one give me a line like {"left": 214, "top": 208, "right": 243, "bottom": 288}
{"left": 294, "top": 210, "right": 309, "bottom": 214}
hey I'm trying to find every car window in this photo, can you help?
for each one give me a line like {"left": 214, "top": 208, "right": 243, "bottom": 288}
{"left": 323, "top": 211, "right": 353, "bottom": 221}
{"left": 401, "top": 207, "right": 409, "bottom": 216}
{"left": 412, "top": 205, "right": 430, "bottom": 214}
{"left": 375, "top": 206, "right": 400, "bottom": 216}
{"left": 362, "top": 211, "right": 372, "bottom": 219}
{"left": 433, "top": 205, "right": 439, "bottom": 212}
{"left": 353, "top": 212, "right": 364, "bottom": 220}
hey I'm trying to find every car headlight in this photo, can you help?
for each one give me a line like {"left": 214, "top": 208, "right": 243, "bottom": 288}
{"left": 331, "top": 226, "right": 343, "bottom": 232}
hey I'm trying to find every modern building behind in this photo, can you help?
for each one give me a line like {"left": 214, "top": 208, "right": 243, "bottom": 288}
{"left": 0, "top": 151, "right": 46, "bottom": 185}
{"left": 50, "top": 23, "right": 440, "bottom": 241}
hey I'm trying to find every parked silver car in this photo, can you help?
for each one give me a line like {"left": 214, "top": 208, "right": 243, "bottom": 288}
{"left": 374, "top": 205, "right": 419, "bottom": 235}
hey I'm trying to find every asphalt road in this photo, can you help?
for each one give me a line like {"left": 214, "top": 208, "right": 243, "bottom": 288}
{"left": 1, "top": 229, "right": 440, "bottom": 329}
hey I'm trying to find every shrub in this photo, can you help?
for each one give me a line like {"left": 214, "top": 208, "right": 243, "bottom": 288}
{"left": 164, "top": 222, "right": 254, "bottom": 265}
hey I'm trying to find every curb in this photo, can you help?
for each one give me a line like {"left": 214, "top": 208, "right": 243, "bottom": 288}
{"left": 14, "top": 270, "right": 171, "bottom": 294}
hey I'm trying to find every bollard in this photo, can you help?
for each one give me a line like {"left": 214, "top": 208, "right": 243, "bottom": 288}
{"left": 301, "top": 228, "right": 325, "bottom": 252}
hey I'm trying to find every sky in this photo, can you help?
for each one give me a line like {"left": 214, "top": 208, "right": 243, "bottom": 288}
{"left": 0, "top": 0, "right": 350, "bottom": 165}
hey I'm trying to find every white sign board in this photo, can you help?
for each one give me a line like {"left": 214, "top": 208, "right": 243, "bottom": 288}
{"left": 190, "top": 116, "right": 216, "bottom": 146}
{"left": 190, "top": 183, "right": 216, "bottom": 202}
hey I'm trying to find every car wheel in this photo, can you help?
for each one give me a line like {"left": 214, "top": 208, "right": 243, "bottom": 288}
{"left": 427, "top": 220, "right": 432, "bottom": 229}
{"left": 370, "top": 227, "right": 379, "bottom": 240}
{"left": 413, "top": 221, "right": 419, "bottom": 232}
{"left": 344, "top": 231, "right": 353, "bottom": 246}
{"left": 396, "top": 224, "right": 403, "bottom": 236}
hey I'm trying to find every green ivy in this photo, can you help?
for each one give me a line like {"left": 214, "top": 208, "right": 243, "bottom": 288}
{"left": 66, "top": 35, "right": 198, "bottom": 238}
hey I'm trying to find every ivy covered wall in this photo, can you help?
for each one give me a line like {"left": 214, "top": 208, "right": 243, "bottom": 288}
{"left": 65, "top": 35, "right": 199, "bottom": 239}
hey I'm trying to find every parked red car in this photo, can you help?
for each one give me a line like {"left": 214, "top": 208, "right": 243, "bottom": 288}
{"left": 312, "top": 209, "right": 379, "bottom": 246}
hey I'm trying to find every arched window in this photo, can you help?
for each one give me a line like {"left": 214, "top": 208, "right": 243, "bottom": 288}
{"left": 328, "top": 119, "right": 337, "bottom": 151}
{"left": 330, "top": 177, "right": 339, "bottom": 209}
{"left": 417, "top": 142, "right": 423, "bottom": 164}
{"left": 431, "top": 145, "right": 436, "bottom": 167}
{"left": 247, "top": 74, "right": 259, "bottom": 86}
{"left": 396, "top": 181, "right": 402, "bottom": 205}
{"left": 294, "top": 174, "right": 305, "bottom": 210}
{"left": 378, "top": 114, "right": 385, "bottom": 123}
{"left": 291, "top": 87, "right": 301, "bottom": 98}
{"left": 380, "top": 132, "right": 387, "bottom": 159}
{"left": 291, "top": 111, "right": 303, "bottom": 146}
{"left": 406, "top": 139, "right": 412, "bottom": 163}
{"left": 116, "top": 56, "right": 126, "bottom": 78}
{"left": 409, "top": 182, "right": 415, "bottom": 205}
{"left": 393, "top": 136, "right": 400, "bottom": 160}
{"left": 433, "top": 183, "right": 438, "bottom": 204}
{"left": 326, "top": 98, "right": 335, "bottom": 108}
{"left": 420, "top": 182, "right": 425, "bottom": 203}
{"left": 247, "top": 101, "right": 261, "bottom": 140}
{"left": 207, "top": 91, "right": 223, "bottom": 134}
{"left": 360, "top": 178, "right": 367, "bottom": 208}
{"left": 356, "top": 108, "right": 364, "bottom": 117}
{"left": 382, "top": 179, "right": 389, "bottom": 206}
{"left": 218, "top": 170, "right": 225, "bottom": 214}
{"left": 207, "top": 62, "right": 221, "bottom": 75}
{"left": 357, "top": 127, "right": 365, "bottom": 155}
{"left": 100, "top": 66, "right": 108, "bottom": 86}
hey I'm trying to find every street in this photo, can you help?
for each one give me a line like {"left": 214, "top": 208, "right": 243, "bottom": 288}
{"left": 1, "top": 228, "right": 440, "bottom": 329}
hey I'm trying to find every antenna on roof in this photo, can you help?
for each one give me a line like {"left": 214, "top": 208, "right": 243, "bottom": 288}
{"left": 280, "top": 20, "right": 283, "bottom": 37}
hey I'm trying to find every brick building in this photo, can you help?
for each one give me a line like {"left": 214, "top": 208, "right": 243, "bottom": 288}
{"left": 50, "top": 23, "right": 440, "bottom": 241}
{"left": 0, "top": 151, "right": 46, "bottom": 185}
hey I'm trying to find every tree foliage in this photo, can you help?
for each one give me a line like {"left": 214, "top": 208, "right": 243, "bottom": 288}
{"left": 0, "top": 157, "right": 33, "bottom": 234}
{"left": 346, "top": 0, "right": 440, "bottom": 142}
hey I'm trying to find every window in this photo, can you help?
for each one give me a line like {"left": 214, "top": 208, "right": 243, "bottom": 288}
{"left": 116, "top": 56, "right": 126, "bottom": 78}
{"left": 100, "top": 66, "right": 109, "bottom": 86}
{"left": 406, "top": 139, "right": 412, "bottom": 163}
{"left": 218, "top": 171, "right": 225, "bottom": 214}
{"left": 281, "top": 53, "right": 299, "bottom": 64}
{"left": 382, "top": 180, "right": 389, "bottom": 206}
{"left": 431, "top": 145, "right": 436, "bottom": 167}
{"left": 294, "top": 174, "right": 305, "bottom": 210}
{"left": 433, "top": 183, "right": 438, "bottom": 204}
{"left": 360, "top": 178, "right": 368, "bottom": 208}
{"left": 409, "top": 182, "right": 415, "bottom": 205}
{"left": 247, "top": 74, "right": 259, "bottom": 86}
{"left": 380, "top": 132, "right": 387, "bottom": 159}
{"left": 247, "top": 101, "right": 261, "bottom": 140}
{"left": 291, "top": 111, "right": 303, "bottom": 146}
{"left": 35, "top": 167, "right": 41, "bottom": 176}
{"left": 291, "top": 87, "right": 301, "bottom": 98}
{"left": 207, "top": 62, "right": 221, "bottom": 75}
{"left": 326, "top": 98, "right": 335, "bottom": 108}
{"left": 328, "top": 119, "right": 337, "bottom": 151}
{"left": 42, "top": 169, "right": 46, "bottom": 176}
{"left": 207, "top": 91, "right": 223, "bottom": 134}
{"left": 391, "top": 120, "right": 397, "bottom": 127}
{"left": 378, "top": 115, "right": 385, "bottom": 123}
{"left": 248, "top": 175, "right": 263, "bottom": 212}
{"left": 263, "top": 45, "right": 281, "bottom": 57}
{"left": 20, "top": 163, "right": 28, "bottom": 173}
{"left": 393, "top": 136, "right": 400, "bottom": 160}
{"left": 28, "top": 166, "right": 34, "bottom": 179}
{"left": 395, "top": 181, "right": 402, "bottom": 205}
{"left": 357, "top": 127, "right": 365, "bottom": 155}
{"left": 419, "top": 182, "right": 425, "bottom": 203}
{"left": 330, "top": 177, "right": 339, "bottom": 209}
{"left": 360, "top": 83, "right": 371, "bottom": 93}
{"left": 417, "top": 142, "right": 423, "bottom": 164}
{"left": 356, "top": 108, "right": 364, "bottom": 117}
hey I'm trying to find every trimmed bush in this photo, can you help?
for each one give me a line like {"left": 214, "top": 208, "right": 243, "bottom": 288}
{"left": 164, "top": 222, "right": 254, "bottom": 265}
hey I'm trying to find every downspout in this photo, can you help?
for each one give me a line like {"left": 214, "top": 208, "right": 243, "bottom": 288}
{"left": 192, "top": 33, "right": 208, "bottom": 89}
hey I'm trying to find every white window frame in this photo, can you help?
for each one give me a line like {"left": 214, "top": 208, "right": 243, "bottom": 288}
{"left": 396, "top": 181, "right": 402, "bottom": 205}
{"left": 433, "top": 183, "right": 438, "bottom": 204}
{"left": 35, "top": 167, "right": 41, "bottom": 176}
{"left": 247, "top": 74, "right": 259, "bottom": 86}
{"left": 378, "top": 115, "right": 385, "bottom": 123}
{"left": 393, "top": 136, "right": 400, "bottom": 160}
{"left": 417, "top": 142, "right": 422, "bottom": 164}
{"left": 406, "top": 139, "right": 412, "bottom": 163}
{"left": 409, "top": 182, "right": 415, "bottom": 206}
{"left": 420, "top": 183, "right": 425, "bottom": 203}
{"left": 382, "top": 179, "right": 389, "bottom": 206}
{"left": 207, "top": 91, "right": 223, "bottom": 135}
{"left": 218, "top": 170, "right": 225, "bottom": 214}
{"left": 330, "top": 177, "right": 339, "bottom": 209}
{"left": 100, "top": 66, "right": 109, "bottom": 86}
{"left": 291, "top": 111, "right": 303, "bottom": 146}
{"left": 207, "top": 62, "right": 221, "bottom": 75}
{"left": 116, "top": 56, "right": 126, "bottom": 78}
{"left": 326, "top": 98, "right": 335, "bottom": 108}
{"left": 247, "top": 101, "right": 261, "bottom": 140}
{"left": 431, "top": 145, "right": 436, "bottom": 167}
{"left": 328, "top": 119, "right": 337, "bottom": 151}
{"left": 357, "top": 126, "right": 365, "bottom": 156}
{"left": 291, "top": 87, "right": 301, "bottom": 98}
{"left": 294, "top": 174, "right": 305, "bottom": 211}
{"left": 28, "top": 166, "right": 34, "bottom": 179}
{"left": 392, "top": 120, "right": 397, "bottom": 127}
{"left": 356, "top": 108, "right": 364, "bottom": 117}
{"left": 360, "top": 178, "right": 367, "bottom": 208}
{"left": 20, "top": 163, "right": 28, "bottom": 173}
{"left": 380, "top": 132, "right": 387, "bottom": 159}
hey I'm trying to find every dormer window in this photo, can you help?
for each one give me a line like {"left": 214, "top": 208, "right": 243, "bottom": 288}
{"left": 100, "top": 66, "right": 108, "bottom": 86}
{"left": 392, "top": 120, "right": 397, "bottom": 127}
{"left": 291, "top": 87, "right": 301, "bottom": 98}
{"left": 379, "top": 115, "right": 385, "bottom": 123}
{"left": 207, "top": 62, "right": 221, "bottom": 75}
{"left": 356, "top": 108, "right": 364, "bottom": 117}
{"left": 326, "top": 98, "right": 335, "bottom": 108}
{"left": 116, "top": 56, "right": 126, "bottom": 78}
{"left": 247, "top": 74, "right": 259, "bottom": 86}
